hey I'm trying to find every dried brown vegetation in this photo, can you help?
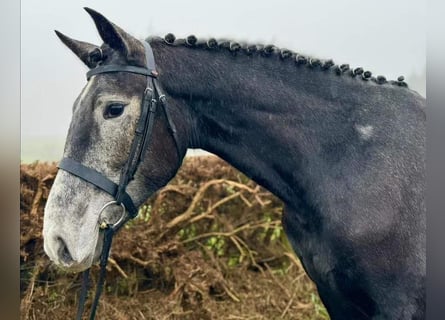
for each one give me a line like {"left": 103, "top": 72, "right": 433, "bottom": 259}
{"left": 20, "top": 157, "right": 328, "bottom": 320}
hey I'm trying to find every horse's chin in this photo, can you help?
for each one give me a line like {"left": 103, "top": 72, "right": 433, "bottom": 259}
{"left": 56, "top": 262, "right": 92, "bottom": 273}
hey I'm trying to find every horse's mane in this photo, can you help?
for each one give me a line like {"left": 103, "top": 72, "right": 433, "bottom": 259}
{"left": 149, "top": 33, "right": 409, "bottom": 88}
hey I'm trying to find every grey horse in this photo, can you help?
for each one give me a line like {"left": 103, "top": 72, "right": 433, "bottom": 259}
{"left": 43, "top": 8, "right": 425, "bottom": 319}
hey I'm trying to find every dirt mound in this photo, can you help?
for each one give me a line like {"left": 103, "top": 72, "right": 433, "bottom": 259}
{"left": 20, "top": 157, "right": 328, "bottom": 320}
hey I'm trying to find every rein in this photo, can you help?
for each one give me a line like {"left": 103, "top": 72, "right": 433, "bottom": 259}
{"left": 57, "top": 40, "right": 180, "bottom": 319}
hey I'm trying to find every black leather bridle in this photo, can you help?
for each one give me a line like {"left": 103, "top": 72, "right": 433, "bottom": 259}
{"left": 57, "top": 40, "right": 181, "bottom": 320}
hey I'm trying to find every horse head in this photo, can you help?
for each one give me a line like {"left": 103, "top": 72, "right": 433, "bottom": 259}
{"left": 43, "top": 8, "right": 184, "bottom": 271}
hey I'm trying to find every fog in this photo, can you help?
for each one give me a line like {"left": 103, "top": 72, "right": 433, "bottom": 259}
{"left": 21, "top": 0, "right": 425, "bottom": 162}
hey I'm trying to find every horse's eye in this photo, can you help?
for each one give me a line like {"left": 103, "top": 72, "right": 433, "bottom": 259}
{"left": 104, "top": 103, "right": 125, "bottom": 119}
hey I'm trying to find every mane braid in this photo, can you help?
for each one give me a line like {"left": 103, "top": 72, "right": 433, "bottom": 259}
{"left": 154, "top": 34, "right": 409, "bottom": 87}
{"left": 185, "top": 35, "right": 197, "bottom": 46}
{"left": 280, "top": 49, "right": 292, "bottom": 60}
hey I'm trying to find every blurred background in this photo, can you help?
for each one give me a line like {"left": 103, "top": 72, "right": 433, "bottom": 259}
{"left": 21, "top": 0, "right": 426, "bottom": 163}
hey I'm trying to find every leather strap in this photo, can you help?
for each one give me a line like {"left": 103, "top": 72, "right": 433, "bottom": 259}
{"left": 143, "top": 41, "right": 157, "bottom": 72}
{"left": 58, "top": 158, "right": 138, "bottom": 218}
{"left": 114, "top": 88, "right": 155, "bottom": 204}
{"left": 114, "top": 41, "right": 158, "bottom": 204}
{"left": 75, "top": 227, "right": 115, "bottom": 320}
{"left": 86, "top": 64, "right": 157, "bottom": 80}
{"left": 76, "top": 269, "right": 90, "bottom": 320}
{"left": 154, "top": 81, "right": 182, "bottom": 164}
{"left": 88, "top": 227, "right": 114, "bottom": 320}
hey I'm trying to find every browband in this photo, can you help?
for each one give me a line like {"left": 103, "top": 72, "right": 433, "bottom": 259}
{"left": 86, "top": 41, "right": 158, "bottom": 80}
{"left": 86, "top": 65, "right": 157, "bottom": 80}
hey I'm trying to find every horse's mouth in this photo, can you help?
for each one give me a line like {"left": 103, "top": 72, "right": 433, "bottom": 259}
{"left": 47, "top": 231, "right": 104, "bottom": 273}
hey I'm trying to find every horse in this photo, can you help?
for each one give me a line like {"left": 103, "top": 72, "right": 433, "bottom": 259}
{"left": 43, "top": 8, "right": 425, "bottom": 319}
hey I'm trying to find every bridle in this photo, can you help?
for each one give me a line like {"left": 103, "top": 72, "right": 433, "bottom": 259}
{"left": 57, "top": 40, "right": 181, "bottom": 320}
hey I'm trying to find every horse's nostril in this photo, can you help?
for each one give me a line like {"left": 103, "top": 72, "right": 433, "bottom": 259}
{"left": 56, "top": 237, "right": 74, "bottom": 264}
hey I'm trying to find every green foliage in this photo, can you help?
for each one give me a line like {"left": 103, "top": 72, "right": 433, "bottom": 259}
{"left": 125, "top": 204, "right": 152, "bottom": 229}
{"left": 311, "top": 293, "right": 330, "bottom": 318}
{"left": 256, "top": 213, "right": 284, "bottom": 244}
{"left": 228, "top": 256, "right": 241, "bottom": 267}
{"left": 236, "top": 173, "right": 251, "bottom": 184}
{"left": 138, "top": 204, "right": 152, "bottom": 222}
{"left": 205, "top": 236, "right": 226, "bottom": 256}
{"left": 224, "top": 184, "right": 236, "bottom": 195}
{"left": 48, "top": 291, "right": 59, "bottom": 302}
{"left": 178, "top": 224, "right": 197, "bottom": 240}
{"left": 271, "top": 224, "right": 282, "bottom": 241}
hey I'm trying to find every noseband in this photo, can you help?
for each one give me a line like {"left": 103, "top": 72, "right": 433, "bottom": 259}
{"left": 57, "top": 40, "right": 181, "bottom": 320}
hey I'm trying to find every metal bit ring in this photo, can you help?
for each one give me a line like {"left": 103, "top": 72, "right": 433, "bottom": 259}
{"left": 98, "top": 201, "right": 126, "bottom": 230}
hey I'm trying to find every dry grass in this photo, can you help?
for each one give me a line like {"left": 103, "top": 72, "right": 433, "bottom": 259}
{"left": 20, "top": 157, "right": 329, "bottom": 320}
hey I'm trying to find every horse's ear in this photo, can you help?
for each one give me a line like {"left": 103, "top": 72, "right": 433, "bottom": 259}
{"left": 84, "top": 7, "right": 144, "bottom": 65}
{"left": 55, "top": 30, "right": 103, "bottom": 68}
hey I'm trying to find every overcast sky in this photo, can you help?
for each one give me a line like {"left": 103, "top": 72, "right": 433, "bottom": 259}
{"left": 21, "top": 0, "right": 425, "bottom": 157}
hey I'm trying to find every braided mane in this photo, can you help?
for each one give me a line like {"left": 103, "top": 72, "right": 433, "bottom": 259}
{"left": 151, "top": 33, "right": 408, "bottom": 87}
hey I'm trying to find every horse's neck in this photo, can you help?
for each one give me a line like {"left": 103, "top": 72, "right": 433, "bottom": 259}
{"left": 156, "top": 43, "right": 357, "bottom": 203}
